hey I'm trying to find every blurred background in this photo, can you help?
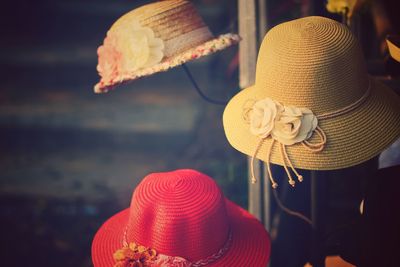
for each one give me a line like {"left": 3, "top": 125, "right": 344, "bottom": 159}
{"left": 0, "top": 0, "right": 399, "bottom": 266}
{"left": 0, "top": 1, "right": 243, "bottom": 266}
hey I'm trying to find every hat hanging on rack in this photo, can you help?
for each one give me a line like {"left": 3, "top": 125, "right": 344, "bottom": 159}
{"left": 325, "top": 0, "right": 364, "bottom": 25}
{"left": 223, "top": 16, "right": 400, "bottom": 188}
{"left": 91, "top": 169, "right": 271, "bottom": 267}
{"left": 94, "top": 0, "right": 240, "bottom": 93}
{"left": 387, "top": 35, "right": 400, "bottom": 63}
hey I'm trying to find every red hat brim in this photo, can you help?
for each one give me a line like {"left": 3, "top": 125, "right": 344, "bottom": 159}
{"left": 92, "top": 199, "right": 270, "bottom": 266}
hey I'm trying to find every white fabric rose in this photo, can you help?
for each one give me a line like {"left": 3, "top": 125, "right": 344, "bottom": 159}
{"left": 249, "top": 98, "right": 281, "bottom": 138}
{"left": 271, "top": 106, "right": 318, "bottom": 145}
{"left": 114, "top": 20, "right": 164, "bottom": 72}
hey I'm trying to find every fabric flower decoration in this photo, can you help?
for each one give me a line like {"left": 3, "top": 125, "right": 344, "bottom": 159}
{"left": 113, "top": 242, "right": 157, "bottom": 267}
{"left": 113, "top": 242, "right": 193, "bottom": 267}
{"left": 249, "top": 98, "right": 281, "bottom": 138}
{"left": 150, "top": 254, "right": 191, "bottom": 267}
{"left": 114, "top": 20, "right": 164, "bottom": 72}
{"left": 97, "top": 34, "right": 121, "bottom": 84}
{"left": 246, "top": 97, "right": 322, "bottom": 188}
{"left": 97, "top": 20, "right": 164, "bottom": 84}
{"left": 248, "top": 97, "right": 318, "bottom": 145}
{"left": 272, "top": 106, "right": 318, "bottom": 145}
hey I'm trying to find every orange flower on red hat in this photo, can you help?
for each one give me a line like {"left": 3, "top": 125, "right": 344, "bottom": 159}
{"left": 113, "top": 242, "right": 157, "bottom": 267}
{"left": 113, "top": 242, "right": 194, "bottom": 267}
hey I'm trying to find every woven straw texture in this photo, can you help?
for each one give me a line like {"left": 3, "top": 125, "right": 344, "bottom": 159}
{"left": 223, "top": 16, "right": 400, "bottom": 170}
{"left": 111, "top": 0, "right": 211, "bottom": 56}
{"left": 94, "top": 0, "right": 240, "bottom": 93}
{"left": 92, "top": 169, "right": 270, "bottom": 266}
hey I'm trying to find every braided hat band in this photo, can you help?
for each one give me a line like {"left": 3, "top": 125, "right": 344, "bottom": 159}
{"left": 114, "top": 227, "right": 233, "bottom": 267}
{"left": 223, "top": 16, "right": 400, "bottom": 180}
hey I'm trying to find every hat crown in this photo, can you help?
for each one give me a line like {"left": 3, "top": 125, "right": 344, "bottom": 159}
{"left": 255, "top": 16, "right": 369, "bottom": 115}
{"left": 126, "top": 169, "right": 230, "bottom": 261}
{"left": 110, "top": 0, "right": 213, "bottom": 58}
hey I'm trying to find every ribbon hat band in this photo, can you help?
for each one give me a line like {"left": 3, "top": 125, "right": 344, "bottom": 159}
{"left": 115, "top": 227, "right": 233, "bottom": 267}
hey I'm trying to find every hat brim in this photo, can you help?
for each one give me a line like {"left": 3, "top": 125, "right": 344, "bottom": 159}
{"left": 387, "top": 35, "right": 400, "bottom": 63}
{"left": 223, "top": 77, "right": 400, "bottom": 171}
{"left": 92, "top": 199, "right": 270, "bottom": 266}
{"left": 94, "top": 33, "right": 240, "bottom": 94}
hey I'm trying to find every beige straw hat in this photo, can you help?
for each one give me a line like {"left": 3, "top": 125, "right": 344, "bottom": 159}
{"left": 94, "top": 0, "right": 240, "bottom": 93}
{"left": 223, "top": 16, "right": 400, "bottom": 187}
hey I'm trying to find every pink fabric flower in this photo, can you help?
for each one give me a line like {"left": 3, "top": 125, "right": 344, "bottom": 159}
{"left": 97, "top": 33, "right": 121, "bottom": 84}
{"left": 150, "top": 254, "right": 191, "bottom": 267}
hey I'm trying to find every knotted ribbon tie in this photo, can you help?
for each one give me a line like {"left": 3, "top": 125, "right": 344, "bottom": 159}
{"left": 244, "top": 79, "right": 372, "bottom": 188}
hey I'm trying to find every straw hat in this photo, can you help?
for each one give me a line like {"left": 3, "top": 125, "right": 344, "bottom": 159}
{"left": 386, "top": 35, "right": 400, "bottom": 63}
{"left": 223, "top": 16, "right": 400, "bottom": 187}
{"left": 92, "top": 169, "right": 271, "bottom": 266}
{"left": 94, "top": 0, "right": 240, "bottom": 93}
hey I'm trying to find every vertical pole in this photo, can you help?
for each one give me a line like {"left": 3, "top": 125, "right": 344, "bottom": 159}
{"left": 257, "top": 0, "right": 272, "bottom": 231}
{"left": 258, "top": 0, "right": 268, "bottom": 39}
{"left": 238, "top": 0, "right": 261, "bottom": 220}
{"left": 238, "top": 0, "right": 257, "bottom": 89}
{"left": 263, "top": 166, "right": 271, "bottom": 231}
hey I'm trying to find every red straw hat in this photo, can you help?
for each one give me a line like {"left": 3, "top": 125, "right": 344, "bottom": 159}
{"left": 92, "top": 169, "right": 270, "bottom": 267}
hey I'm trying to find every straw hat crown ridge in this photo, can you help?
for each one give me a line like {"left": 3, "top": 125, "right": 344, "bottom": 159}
{"left": 126, "top": 169, "right": 230, "bottom": 261}
{"left": 255, "top": 16, "right": 368, "bottom": 115}
{"left": 112, "top": 0, "right": 212, "bottom": 58}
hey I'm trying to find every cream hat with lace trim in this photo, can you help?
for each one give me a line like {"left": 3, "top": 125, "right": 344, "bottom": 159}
{"left": 223, "top": 16, "right": 400, "bottom": 188}
{"left": 94, "top": 0, "right": 240, "bottom": 93}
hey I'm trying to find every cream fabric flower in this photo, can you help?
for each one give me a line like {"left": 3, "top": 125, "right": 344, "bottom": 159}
{"left": 272, "top": 106, "right": 318, "bottom": 145}
{"left": 249, "top": 98, "right": 281, "bottom": 138}
{"left": 113, "top": 20, "right": 164, "bottom": 73}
